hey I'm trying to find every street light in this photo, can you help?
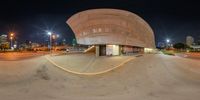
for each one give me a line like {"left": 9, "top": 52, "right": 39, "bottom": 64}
{"left": 166, "top": 39, "right": 170, "bottom": 49}
{"left": 10, "top": 33, "right": 14, "bottom": 49}
{"left": 47, "top": 31, "right": 60, "bottom": 52}
{"left": 10, "top": 33, "right": 14, "bottom": 37}
{"left": 52, "top": 34, "right": 56, "bottom": 40}
{"left": 166, "top": 39, "right": 170, "bottom": 43}
{"left": 47, "top": 32, "right": 52, "bottom": 53}
{"left": 52, "top": 34, "right": 60, "bottom": 51}
{"left": 56, "top": 34, "right": 59, "bottom": 38}
{"left": 48, "top": 32, "right": 52, "bottom": 35}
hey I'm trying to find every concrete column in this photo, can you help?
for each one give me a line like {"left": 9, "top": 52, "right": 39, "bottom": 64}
{"left": 96, "top": 45, "right": 100, "bottom": 57}
{"left": 119, "top": 45, "right": 122, "bottom": 55}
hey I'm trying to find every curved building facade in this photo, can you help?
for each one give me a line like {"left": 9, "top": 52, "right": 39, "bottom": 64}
{"left": 67, "top": 9, "right": 155, "bottom": 56}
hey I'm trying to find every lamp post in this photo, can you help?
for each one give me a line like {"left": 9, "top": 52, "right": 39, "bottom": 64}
{"left": 166, "top": 39, "right": 170, "bottom": 43}
{"left": 166, "top": 39, "right": 170, "bottom": 49}
{"left": 52, "top": 34, "right": 59, "bottom": 51}
{"left": 10, "top": 33, "right": 14, "bottom": 50}
{"left": 48, "top": 32, "right": 52, "bottom": 53}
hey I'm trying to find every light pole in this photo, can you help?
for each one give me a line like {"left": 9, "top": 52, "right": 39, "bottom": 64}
{"left": 166, "top": 39, "right": 170, "bottom": 49}
{"left": 10, "top": 33, "right": 14, "bottom": 50}
{"left": 52, "top": 34, "right": 59, "bottom": 51}
{"left": 166, "top": 39, "right": 170, "bottom": 43}
{"left": 48, "top": 32, "right": 52, "bottom": 53}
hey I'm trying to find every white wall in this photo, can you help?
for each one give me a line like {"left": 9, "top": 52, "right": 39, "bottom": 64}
{"left": 106, "top": 45, "right": 119, "bottom": 56}
{"left": 112, "top": 45, "right": 119, "bottom": 55}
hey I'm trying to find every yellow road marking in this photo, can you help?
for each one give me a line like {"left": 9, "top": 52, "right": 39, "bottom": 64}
{"left": 45, "top": 55, "right": 134, "bottom": 76}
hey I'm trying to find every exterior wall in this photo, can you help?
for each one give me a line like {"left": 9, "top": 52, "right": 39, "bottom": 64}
{"left": 67, "top": 9, "right": 155, "bottom": 48}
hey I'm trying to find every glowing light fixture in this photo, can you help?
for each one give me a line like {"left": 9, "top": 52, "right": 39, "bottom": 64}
{"left": 48, "top": 32, "right": 52, "bottom": 35}
{"left": 166, "top": 39, "right": 170, "bottom": 43}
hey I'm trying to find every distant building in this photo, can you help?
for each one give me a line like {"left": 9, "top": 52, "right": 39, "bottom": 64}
{"left": 190, "top": 45, "right": 200, "bottom": 51}
{"left": 186, "top": 36, "right": 194, "bottom": 46}
{"left": 157, "top": 42, "right": 166, "bottom": 49}
{"left": 31, "top": 43, "right": 40, "bottom": 48}
{"left": 0, "top": 34, "right": 10, "bottom": 50}
{"left": 186, "top": 35, "right": 200, "bottom": 51}
{"left": 19, "top": 40, "right": 42, "bottom": 51}
{"left": 197, "top": 36, "right": 200, "bottom": 45}
{"left": 0, "top": 34, "right": 8, "bottom": 44}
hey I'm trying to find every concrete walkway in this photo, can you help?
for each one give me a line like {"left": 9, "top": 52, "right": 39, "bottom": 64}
{"left": 0, "top": 54, "right": 200, "bottom": 100}
{"left": 46, "top": 53, "right": 135, "bottom": 74}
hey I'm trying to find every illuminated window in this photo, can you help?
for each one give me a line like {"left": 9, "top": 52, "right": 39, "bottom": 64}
{"left": 98, "top": 28, "right": 102, "bottom": 32}
{"left": 92, "top": 29, "right": 97, "bottom": 33}
{"left": 106, "top": 45, "right": 119, "bottom": 56}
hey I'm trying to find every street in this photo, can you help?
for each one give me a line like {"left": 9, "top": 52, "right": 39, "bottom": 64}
{"left": 0, "top": 52, "right": 48, "bottom": 61}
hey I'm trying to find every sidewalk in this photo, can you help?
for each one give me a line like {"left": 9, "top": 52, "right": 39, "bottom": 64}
{"left": 46, "top": 53, "right": 135, "bottom": 74}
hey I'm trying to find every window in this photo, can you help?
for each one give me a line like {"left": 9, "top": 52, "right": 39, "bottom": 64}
{"left": 98, "top": 28, "right": 102, "bottom": 32}
{"left": 92, "top": 29, "right": 97, "bottom": 33}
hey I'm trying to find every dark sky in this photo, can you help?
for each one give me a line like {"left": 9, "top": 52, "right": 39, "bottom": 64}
{"left": 0, "top": 0, "right": 200, "bottom": 45}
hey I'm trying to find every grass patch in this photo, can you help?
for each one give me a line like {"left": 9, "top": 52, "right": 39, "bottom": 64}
{"left": 161, "top": 50, "right": 175, "bottom": 56}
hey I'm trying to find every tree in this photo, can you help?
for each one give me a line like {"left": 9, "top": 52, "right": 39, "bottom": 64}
{"left": 0, "top": 42, "right": 9, "bottom": 51}
{"left": 173, "top": 43, "right": 187, "bottom": 50}
{"left": 72, "top": 38, "right": 77, "bottom": 47}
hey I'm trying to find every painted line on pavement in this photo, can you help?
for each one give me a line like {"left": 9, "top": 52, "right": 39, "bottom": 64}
{"left": 45, "top": 55, "right": 134, "bottom": 76}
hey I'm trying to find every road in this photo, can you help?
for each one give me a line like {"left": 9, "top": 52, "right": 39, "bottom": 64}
{"left": 0, "top": 54, "right": 200, "bottom": 100}
{"left": 0, "top": 52, "right": 48, "bottom": 61}
{"left": 176, "top": 52, "right": 200, "bottom": 60}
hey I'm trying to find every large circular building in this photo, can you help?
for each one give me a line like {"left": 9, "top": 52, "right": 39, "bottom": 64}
{"left": 67, "top": 9, "right": 155, "bottom": 56}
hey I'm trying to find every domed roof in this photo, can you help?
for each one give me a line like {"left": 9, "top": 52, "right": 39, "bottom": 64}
{"left": 67, "top": 9, "right": 155, "bottom": 48}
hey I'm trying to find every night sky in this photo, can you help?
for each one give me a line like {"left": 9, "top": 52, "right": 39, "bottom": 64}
{"left": 0, "top": 0, "right": 200, "bottom": 45}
